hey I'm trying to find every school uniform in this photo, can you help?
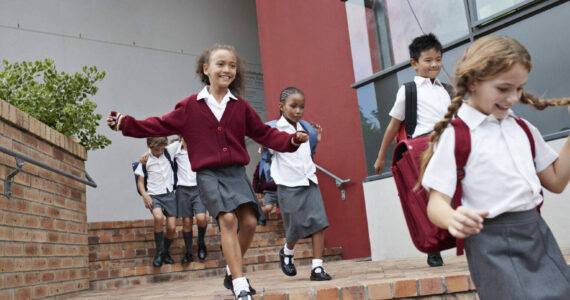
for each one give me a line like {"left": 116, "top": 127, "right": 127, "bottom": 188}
{"left": 270, "top": 116, "right": 329, "bottom": 243}
{"left": 422, "top": 104, "right": 570, "bottom": 299}
{"left": 120, "top": 86, "right": 299, "bottom": 221}
{"left": 134, "top": 149, "right": 177, "bottom": 217}
{"left": 390, "top": 76, "right": 451, "bottom": 137}
{"left": 166, "top": 141, "right": 206, "bottom": 218}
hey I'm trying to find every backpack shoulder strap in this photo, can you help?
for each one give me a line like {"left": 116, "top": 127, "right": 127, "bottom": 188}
{"left": 403, "top": 81, "right": 417, "bottom": 139}
{"left": 513, "top": 117, "right": 535, "bottom": 158}
{"left": 299, "top": 120, "right": 318, "bottom": 157}
{"left": 451, "top": 117, "right": 471, "bottom": 256}
{"left": 162, "top": 150, "right": 178, "bottom": 187}
{"left": 441, "top": 83, "right": 456, "bottom": 99}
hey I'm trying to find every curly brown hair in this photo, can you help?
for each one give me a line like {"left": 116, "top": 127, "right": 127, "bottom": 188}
{"left": 418, "top": 35, "right": 570, "bottom": 185}
{"left": 195, "top": 44, "right": 246, "bottom": 97}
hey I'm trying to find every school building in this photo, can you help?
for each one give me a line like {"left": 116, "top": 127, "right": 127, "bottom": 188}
{"left": 1, "top": 0, "right": 569, "bottom": 287}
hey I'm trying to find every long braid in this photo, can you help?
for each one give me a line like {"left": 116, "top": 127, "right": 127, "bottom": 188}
{"left": 418, "top": 86, "right": 467, "bottom": 185}
{"left": 520, "top": 91, "right": 570, "bottom": 110}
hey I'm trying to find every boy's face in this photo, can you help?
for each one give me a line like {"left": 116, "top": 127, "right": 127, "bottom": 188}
{"left": 410, "top": 48, "right": 442, "bottom": 80}
{"left": 150, "top": 145, "right": 165, "bottom": 157}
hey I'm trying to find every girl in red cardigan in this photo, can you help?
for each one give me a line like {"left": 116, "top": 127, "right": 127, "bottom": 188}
{"left": 107, "top": 44, "right": 308, "bottom": 300}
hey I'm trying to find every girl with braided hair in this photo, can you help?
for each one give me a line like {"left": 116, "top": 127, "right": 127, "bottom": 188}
{"left": 419, "top": 35, "right": 570, "bottom": 299}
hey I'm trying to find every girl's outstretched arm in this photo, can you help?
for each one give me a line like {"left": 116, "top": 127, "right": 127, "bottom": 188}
{"left": 538, "top": 107, "right": 570, "bottom": 193}
{"left": 427, "top": 190, "right": 488, "bottom": 239}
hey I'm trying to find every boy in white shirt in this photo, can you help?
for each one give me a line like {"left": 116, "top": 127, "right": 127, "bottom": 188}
{"left": 373, "top": 33, "right": 452, "bottom": 267}
{"left": 135, "top": 137, "right": 177, "bottom": 267}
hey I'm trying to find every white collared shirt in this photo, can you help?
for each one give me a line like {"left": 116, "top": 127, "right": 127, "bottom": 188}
{"left": 166, "top": 141, "right": 197, "bottom": 187}
{"left": 269, "top": 116, "right": 318, "bottom": 187}
{"left": 134, "top": 149, "right": 175, "bottom": 195}
{"left": 197, "top": 86, "right": 238, "bottom": 121}
{"left": 422, "top": 104, "right": 558, "bottom": 218}
{"left": 389, "top": 76, "right": 451, "bottom": 137}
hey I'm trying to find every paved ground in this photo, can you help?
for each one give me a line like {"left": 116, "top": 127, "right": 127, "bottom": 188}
{"left": 71, "top": 248, "right": 570, "bottom": 300}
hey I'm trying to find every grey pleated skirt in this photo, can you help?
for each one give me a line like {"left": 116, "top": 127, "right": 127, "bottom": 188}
{"left": 464, "top": 209, "right": 570, "bottom": 300}
{"left": 277, "top": 182, "right": 329, "bottom": 243}
{"left": 196, "top": 165, "right": 264, "bottom": 222}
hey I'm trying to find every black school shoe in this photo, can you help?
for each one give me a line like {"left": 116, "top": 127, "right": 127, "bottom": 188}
{"left": 152, "top": 251, "right": 164, "bottom": 268}
{"left": 427, "top": 252, "right": 443, "bottom": 267}
{"left": 279, "top": 248, "right": 297, "bottom": 276}
{"left": 235, "top": 290, "right": 252, "bottom": 300}
{"left": 198, "top": 242, "right": 207, "bottom": 261}
{"left": 162, "top": 251, "right": 175, "bottom": 264}
{"left": 182, "top": 253, "right": 194, "bottom": 264}
{"left": 223, "top": 272, "right": 257, "bottom": 295}
{"left": 310, "top": 266, "right": 332, "bottom": 281}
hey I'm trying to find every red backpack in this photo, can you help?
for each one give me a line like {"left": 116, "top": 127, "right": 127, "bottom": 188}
{"left": 391, "top": 116, "right": 537, "bottom": 255}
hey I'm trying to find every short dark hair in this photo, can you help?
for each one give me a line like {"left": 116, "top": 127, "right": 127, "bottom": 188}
{"left": 409, "top": 33, "right": 442, "bottom": 61}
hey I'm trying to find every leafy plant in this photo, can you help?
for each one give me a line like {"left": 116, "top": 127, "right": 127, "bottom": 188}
{"left": 0, "top": 59, "right": 111, "bottom": 151}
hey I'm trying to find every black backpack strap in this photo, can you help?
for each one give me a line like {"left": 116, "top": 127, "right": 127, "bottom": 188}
{"left": 404, "top": 81, "right": 417, "bottom": 138}
{"left": 163, "top": 150, "right": 178, "bottom": 187}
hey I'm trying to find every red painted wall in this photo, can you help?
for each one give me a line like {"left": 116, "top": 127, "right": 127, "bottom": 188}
{"left": 256, "top": 0, "right": 371, "bottom": 259}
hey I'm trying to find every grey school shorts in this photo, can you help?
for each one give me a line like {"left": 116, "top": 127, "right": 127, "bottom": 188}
{"left": 263, "top": 190, "right": 278, "bottom": 206}
{"left": 150, "top": 191, "right": 177, "bottom": 217}
{"left": 175, "top": 185, "right": 207, "bottom": 218}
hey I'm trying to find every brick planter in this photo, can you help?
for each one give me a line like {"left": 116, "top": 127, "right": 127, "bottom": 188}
{"left": 0, "top": 100, "right": 89, "bottom": 299}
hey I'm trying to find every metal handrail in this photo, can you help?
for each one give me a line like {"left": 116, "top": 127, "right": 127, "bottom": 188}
{"left": 0, "top": 145, "right": 97, "bottom": 198}
{"left": 315, "top": 164, "right": 351, "bottom": 200}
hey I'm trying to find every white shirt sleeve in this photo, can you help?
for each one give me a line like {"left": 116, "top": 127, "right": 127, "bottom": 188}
{"left": 134, "top": 163, "right": 144, "bottom": 176}
{"left": 389, "top": 85, "right": 406, "bottom": 121}
{"left": 421, "top": 126, "right": 458, "bottom": 198}
{"left": 165, "top": 140, "right": 181, "bottom": 157}
{"left": 525, "top": 120, "right": 558, "bottom": 172}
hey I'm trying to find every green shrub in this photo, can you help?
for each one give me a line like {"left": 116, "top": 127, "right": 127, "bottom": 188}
{"left": 0, "top": 59, "right": 111, "bottom": 151}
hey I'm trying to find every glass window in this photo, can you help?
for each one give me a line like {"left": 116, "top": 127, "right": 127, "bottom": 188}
{"left": 472, "top": 0, "right": 529, "bottom": 21}
{"left": 373, "top": 0, "right": 469, "bottom": 66}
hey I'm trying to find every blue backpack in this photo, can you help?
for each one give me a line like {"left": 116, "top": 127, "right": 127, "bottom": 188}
{"left": 132, "top": 150, "right": 178, "bottom": 195}
{"left": 259, "top": 119, "right": 318, "bottom": 183}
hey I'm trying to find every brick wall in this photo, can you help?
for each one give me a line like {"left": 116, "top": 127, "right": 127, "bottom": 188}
{"left": 0, "top": 100, "right": 89, "bottom": 299}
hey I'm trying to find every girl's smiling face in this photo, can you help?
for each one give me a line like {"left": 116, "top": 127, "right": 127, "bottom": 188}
{"left": 280, "top": 92, "right": 305, "bottom": 125}
{"left": 203, "top": 49, "right": 236, "bottom": 90}
{"left": 468, "top": 62, "right": 529, "bottom": 120}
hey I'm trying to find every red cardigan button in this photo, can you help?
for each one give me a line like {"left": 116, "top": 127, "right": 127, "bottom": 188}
{"left": 222, "top": 147, "right": 228, "bottom": 152}
{"left": 217, "top": 127, "right": 222, "bottom": 132}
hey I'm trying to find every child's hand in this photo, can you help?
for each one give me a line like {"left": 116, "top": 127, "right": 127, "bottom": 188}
{"left": 293, "top": 131, "right": 309, "bottom": 145}
{"left": 143, "top": 194, "right": 153, "bottom": 210}
{"left": 107, "top": 111, "right": 124, "bottom": 131}
{"left": 139, "top": 152, "right": 149, "bottom": 165}
{"left": 373, "top": 157, "right": 385, "bottom": 174}
{"left": 256, "top": 193, "right": 263, "bottom": 200}
{"left": 447, "top": 206, "right": 489, "bottom": 239}
{"left": 311, "top": 122, "right": 322, "bottom": 142}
